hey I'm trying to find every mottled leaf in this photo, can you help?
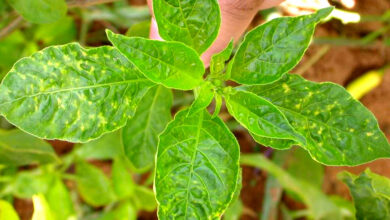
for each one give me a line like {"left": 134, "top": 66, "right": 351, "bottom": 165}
{"left": 251, "top": 134, "right": 296, "bottom": 150}
{"left": 155, "top": 109, "right": 240, "bottom": 219}
{"left": 7, "top": 0, "right": 67, "bottom": 24}
{"left": 0, "top": 43, "right": 153, "bottom": 142}
{"left": 74, "top": 131, "right": 123, "bottom": 160}
{"left": 341, "top": 169, "right": 390, "bottom": 220}
{"left": 229, "top": 7, "right": 333, "bottom": 85}
{"left": 0, "top": 200, "right": 19, "bottom": 220}
{"left": 153, "top": 0, "right": 221, "bottom": 54}
{"left": 225, "top": 90, "right": 305, "bottom": 145}
{"left": 107, "top": 30, "right": 204, "bottom": 90}
{"left": 243, "top": 74, "right": 390, "bottom": 165}
{"left": 0, "top": 129, "right": 59, "bottom": 166}
{"left": 122, "top": 85, "right": 172, "bottom": 170}
{"left": 75, "top": 161, "right": 116, "bottom": 207}
{"left": 187, "top": 82, "right": 214, "bottom": 116}
{"left": 241, "top": 154, "right": 346, "bottom": 219}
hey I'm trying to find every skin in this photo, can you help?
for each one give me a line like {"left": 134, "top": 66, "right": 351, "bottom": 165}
{"left": 147, "top": 0, "right": 284, "bottom": 66}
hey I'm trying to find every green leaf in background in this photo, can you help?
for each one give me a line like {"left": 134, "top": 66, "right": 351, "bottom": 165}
{"left": 34, "top": 16, "right": 76, "bottom": 46}
{"left": 107, "top": 30, "right": 205, "bottom": 90}
{"left": 187, "top": 82, "right": 214, "bottom": 116}
{"left": 210, "top": 40, "right": 234, "bottom": 76}
{"left": 32, "top": 194, "right": 54, "bottom": 220}
{"left": 0, "top": 43, "right": 153, "bottom": 142}
{"left": 9, "top": 170, "right": 55, "bottom": 199}
{"left": 45, "top": 176, "right": 75, "bottom": 220}
{"left": 132, "top": 186, "right": 157, "bottom": 212}
{"left": 0, "top": 200, "right": 19, "bottom": 220}
{"left": 153, "top": 0, "right": 221, "bottom": 54}
{"left": 126, "top": 20, "right": 151, "bottom": 38}
{"left": 74, "top": 131, "right": 123, "bottom": 160}
{"left": 112, "top": 157, "right": 135, "bottom": 199}
{"left": 341, "top": 169, "right": 390, "bottom": 220}
{"left": 122, "top": 85, "right": 172, "bottom": 170}
{"left": 229, "top": 7, "right": 333, "bottom": 85}
{"left": 225, "top": 90, "right": 305, "bottom": 145}
{"left": 0, "top": 129, "right": 59, "bottom": 166}
{"left": 96, "top": 202, "right": 136, "bottom": 220}
{"left": 155, "top": 109, "right": 240, "bottom": 219}
{"left": 243, "top": 74, "right": 390, "bottom": 165}
{"left": 241, "top": 154, "right": 348, "bottom": 220}
{"left": 75, "top": 161, "right": 116, "bottom": 207}
{"left": 7, "top": 0, "right": 67, "bottom": 24}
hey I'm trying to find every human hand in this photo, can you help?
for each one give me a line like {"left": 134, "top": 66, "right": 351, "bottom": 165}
{"left": 147, "top": 0, "right": 284, "bottom": 66}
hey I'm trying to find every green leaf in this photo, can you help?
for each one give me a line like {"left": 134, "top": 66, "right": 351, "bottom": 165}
{"left": 107, "top": 30, "right": 205, "bottom": 90}
{"left": 0, "top": 200, "right": 20, "bottom": 220}
{"left": 0, "top": 129, "right": 59, "bottom": 166}
{"left": 32, "top": 194, "right": 54, "bottom": 220}
{"left": 243, "top": 74, "right": 390, "bottom": 165}
{"left": 251, "top": 134, "right": 297, "bottom": 150}
{"left": 75, "top": 161, "right": 116, "bottom": 207}
{"left": 96, "top": 202, "right": 137, "bottom": 220}
{"left": 74, "top": 131, "right": 123, "bottom": 160}
{"left": 122, "top": 85, "right": 172, "bottom": 170}
{"left": 10, "top": 170, "right": 55, "bottom": 199}
{"left": 126, "top": 20, "right": 151, "bottom": 38}
{"left": 225, "top": 90, "right": 305, "bottom": 145}
{"left": 45, "top": 176, "right": 75, "bottom": 220}
{"left": 155, "top": 109, "right": 240, "bottom": 219}
{"left": 7, "top": 0, "right": 67, "bottom": 24}
{"left": 241, "top": 154, "right": 345, "bottom": 219}
{"left": 341, "top": 169, "right": 390, "bottom": 220}
{"left": 153, "top": 0, "right": 221, "bottom": 54}
{"left": 229, "top": 7, "right": 333, "bottom": 85}
{"left": 112, "top": 157, "right": 135, "bottom": 199}
{"left": 132, "top": 186, "right": 157, "bottom": 211}
{"left": 0, "top": 43, "right": 153, "bottom": 142}
{"left": 34, "top": 16, "right": 76, "bottom": 46}
{"left": 210, "top": 40, "right": 234, "bottom": 76}
{"left": 187, "top": 82, "right": 214, "bottom": 116}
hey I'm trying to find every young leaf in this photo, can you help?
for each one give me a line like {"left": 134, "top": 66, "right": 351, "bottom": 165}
{"left": 210, "top": 40, "right": 234, "bottom": 75}
{"left": 225, "top": 90, "right": 305, "bottom": 145}
{"left": 243, "top": 74, "right": 390, "bottom": 165}
{"left": 45, "top": 177, "right": 75, "bottom": 220}
{"left": 229, "top": 7, "right": 333, "bottom": 85}
{"left": 0, "top": 200, "right": 20, "bottom": 220}
{"left": 340, "top": 169, "right": 390, "bottom": 220}
{"left": 241, "top": 154, "right": 345, "bottom": 219}
{"left": 0, "top": 129, "right": 59, "bottom": 166}
{"left": 107, "top": 30, "right": 205, "bottom": 90}
{"left": 74, "top": 131, "right": 123, "bottom": 160}
{"left": 155, "top": 109, "right": 240, "bottom": 219}
{"left": 153, "top": 0, "right": 221, "bottom": 54}
{"left": 0, "top": 43, "right": 153, "bottom": 142}
{"left": 187, "top": 82, "right": 214, "bottom": 116}
{"left": 75, "top": 161, "right": 116, "bottom": 207}
{"left": 7, "top": 0, "right": 67, "bottom": 24}
{"left": 122, "top": 85, "right": 172, "bottom": 170}
{"left": 112, "top": 157, "right": 135, "bottom": 199}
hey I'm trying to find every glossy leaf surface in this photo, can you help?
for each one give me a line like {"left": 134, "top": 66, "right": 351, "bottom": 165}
{"left": 341, "top": 169, "right": 390, "bottom": 220}
{"left": 7, "top": 0, "right": 67, "bottom": 24}
{"left": 75, "top": 161, "right": 116, "bottom": 207}
{"left": 155, "top": 109, "right": 240, "bottom": 219}
{"left": 187, "top": 82, "right": 214, "bottom": 116}
{"left": 226, "top": 90, "right": 305, "bottom": 144}
{"left": 107, "top": 30, "right": 204, "bottom": 90}
{"left": 243, "top": 74, "right": 390, "bottom": 165}
{"left": 122, "top": 85, "right": 172, "bottom": 170}
{"left": 0, "top": 43, "right": 153, "bottom": 142}
{"left": 229, "top": 7, "right": 333, "bottom": 85}
{"left": 0, "top": 129, "right": 59, "bottom": 166}
{"left": 210, "top": 41, "right": 233, "bottom": 75}
{"left": 153, "top": 0, "right": 221, "bottom": 54}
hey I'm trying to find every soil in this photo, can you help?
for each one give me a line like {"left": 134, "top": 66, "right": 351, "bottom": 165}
{"left": 11, "top": 0, "right": 390, "bottom": 219}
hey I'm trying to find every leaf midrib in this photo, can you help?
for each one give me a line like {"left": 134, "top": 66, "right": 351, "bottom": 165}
{"left": 0, "top": 79, "right": 149, "bottom": 107}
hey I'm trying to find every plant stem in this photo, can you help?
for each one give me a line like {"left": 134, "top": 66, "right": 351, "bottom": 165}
{"left": 67, "top": 0, "right": 120, "bottom": 8}
{"left": 0, "top": 16, "right": 23, "bottom": 40}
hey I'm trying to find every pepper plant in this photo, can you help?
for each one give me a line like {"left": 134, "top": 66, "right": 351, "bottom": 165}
{"left": 0, "top": 0, "right": 389, "bottom": 219}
